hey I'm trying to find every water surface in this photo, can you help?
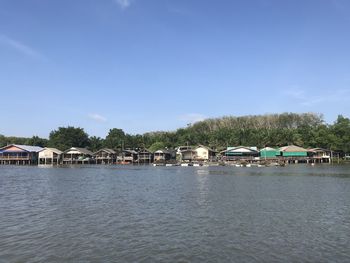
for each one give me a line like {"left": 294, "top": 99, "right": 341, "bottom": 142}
{"left": 1, "top": 165, "right": 350, "bottom": 262}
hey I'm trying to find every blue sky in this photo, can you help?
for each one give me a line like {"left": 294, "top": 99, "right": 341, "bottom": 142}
{"left": 1, "top": 0, "right": 350, "bottom": 138}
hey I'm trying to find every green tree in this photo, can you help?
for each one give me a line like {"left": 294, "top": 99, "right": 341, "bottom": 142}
{"left": 89, "top": 136, "right": 104, "bottom": 152}
{"left": 0, "top": 134, "right": 6, "bottom": 148}
{"left": 331, "top": 115, "right": 350, "bottom": 153}
{"left": 25, "top": 136, "right": 49, "bottom": 147}
{"left": 104, "top": 128, "right": 126, "bottom": 150}
{"left": 48, "top": 126, "right": 90, "bottom": 151}
{"left": 149, "top": 141, "right": 166, "bottom": 152}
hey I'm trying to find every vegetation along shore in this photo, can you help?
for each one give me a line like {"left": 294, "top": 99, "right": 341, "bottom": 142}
{"left": 1, "top": 113, "right": 349, "bottom": 165}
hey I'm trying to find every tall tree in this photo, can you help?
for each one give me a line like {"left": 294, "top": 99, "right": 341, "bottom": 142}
{"left": 48, "top": 126, "right": 90, "bottom": 151}
{"left": 25, "top": 136, "right": 48, "bottom": 147}
{"left": 104, "top": 128, "right": 126, "bottom": 150}
{"left": 331, "top": 115, "right": 350, "bottom": 153}
{"left": 89, "top": 136, "right": 104, "bottom": 152}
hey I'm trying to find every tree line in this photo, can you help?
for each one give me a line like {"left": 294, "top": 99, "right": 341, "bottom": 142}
{"left": 1, "top": 113, "right": 349, "bottom": 154}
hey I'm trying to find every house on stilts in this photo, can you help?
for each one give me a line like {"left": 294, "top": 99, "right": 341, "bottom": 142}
{"left": 0, "top": 144, "right": 43, "bottom": 165}
{"left": 38, "top": 147, "right": 62, "bottom": 165}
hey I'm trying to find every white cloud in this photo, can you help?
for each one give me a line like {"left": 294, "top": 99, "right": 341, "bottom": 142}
{"left": 114, "top": 0, "right": 132, "bottom": 9}
{"left": 0, "top": 34, "right": 45, "bottom": 60}
{"left": 178, "top": 113, "right": 206, "bottom": 124}
{"left": 88, "top": 113, "right": 107, "bottom": 122}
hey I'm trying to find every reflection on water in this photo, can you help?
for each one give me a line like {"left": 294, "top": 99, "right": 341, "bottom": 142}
{"left": 0, "top": 165, "right": 350, "bottom": 262}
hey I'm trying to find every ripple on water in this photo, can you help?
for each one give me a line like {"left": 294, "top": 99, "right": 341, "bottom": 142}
{"left": 0, "top": 165, "right": 350, "bottom": 262}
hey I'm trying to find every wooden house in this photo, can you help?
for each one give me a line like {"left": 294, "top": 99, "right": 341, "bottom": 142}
{"left": 93, "top": 148, "right": 117, "bottom": 164}
{"left": 194, "top": 145, "right": 217, "bottom": 162}
{"left": 0, "top": 144, "right": 43, "bottom": 165}
{"left": 221, "top": 146, "right": 259, "bottom": 161}
{"left": 120, "top": 149, "right": 138, "bottom": 163}
{"left": 307, "top": 148, "right": 331, "bottom": 163}
{"left": 38, "top": 148, "right": 62, "bottom": 165}
{"left": 138, "top": 149, "right": 153, "bottom": 164}
{"left": 62, "top": 147, "right": 94, "bottom": 164}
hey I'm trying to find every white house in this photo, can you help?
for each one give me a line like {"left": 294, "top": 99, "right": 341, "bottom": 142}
{"left": 194, "top": 145, "right": 217, "bottom": 161}
{"left": 38, "top": 147, "right": 63, "bottom": 165}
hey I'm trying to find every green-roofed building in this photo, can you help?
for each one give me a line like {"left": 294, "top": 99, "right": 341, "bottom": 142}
{"left": 260, "top": 147, "right": 280, "bottom": 158}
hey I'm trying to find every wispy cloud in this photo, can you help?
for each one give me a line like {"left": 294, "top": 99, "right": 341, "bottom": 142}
{"left": 114, "top": 0, "right": 133, "bottom": 9}
{"left": 284, "top": 86, "right": 350, "bottom": 106}
{"left": 178, "top": 113, "right": 206, "bottom": 124}
{"left": 0, "top": 34, "right": 45, "bottom": 60}
{"left": 88, "top": 113, "right": 107, "bottom": 123}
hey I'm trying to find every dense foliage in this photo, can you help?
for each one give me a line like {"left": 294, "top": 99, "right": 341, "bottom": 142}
{"left": 1, "top": 113, "right": 350, "bottom": 154}
{"left": 48, "top": 127, "right": 90, "bottom": 150}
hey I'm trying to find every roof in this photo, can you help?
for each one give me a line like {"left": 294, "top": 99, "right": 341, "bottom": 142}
{"left": 260, "top": 147, "right": 278, "bottom": 152}
{"left": 221, "top": 146, "right": 259, "bottom": 154}
{"left": 64, "top": 147, "right": 94, "bottom": 155}
{"left": 279, "top": 145, "right": 307, "bottom": 152}
{"left": 40, "top": 147, "right": 63, "bottom": 154}
{"left": 93, "top": 148, "right": 116, "bottom": 155}
{"left": 0, "top": 144, "right": 43, "bottom": 153}
{"left": 308, "top": 148, "right": 331, "bottom": 153}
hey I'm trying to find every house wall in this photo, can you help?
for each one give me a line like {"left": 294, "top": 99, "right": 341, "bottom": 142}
{"left": 260, "top": 150, "right": 278, "bottom": 158}
{"left": 39, "top": 149, "right": 54, "bottom": 159}
{"left": 195, "top": 147, "right": 208, "bottom": 160}
{"left": 282, "top": 152, "right": 307, "bottom": 157}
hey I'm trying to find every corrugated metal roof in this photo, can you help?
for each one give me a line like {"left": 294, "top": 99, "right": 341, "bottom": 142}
{"left": 222, "top": 146, "right": 258, "bottom": 153}
{"left": 279, "top": 145, "right": 307, "bottom": 152}
{"left": 5, "top": 144, "right": 44, "bottom": 152}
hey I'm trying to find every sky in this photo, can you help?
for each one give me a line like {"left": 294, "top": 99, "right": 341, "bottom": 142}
{"left": 0, "top": 0, "right": 350, "bottom": 138}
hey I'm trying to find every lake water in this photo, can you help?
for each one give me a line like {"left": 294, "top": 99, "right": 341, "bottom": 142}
{"left": 0, "top": 165, "right": 350, "bottom": 262}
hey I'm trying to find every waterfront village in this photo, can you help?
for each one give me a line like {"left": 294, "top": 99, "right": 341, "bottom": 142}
{"left": 0, "top": 144, "right": 347, "bottom": 167}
